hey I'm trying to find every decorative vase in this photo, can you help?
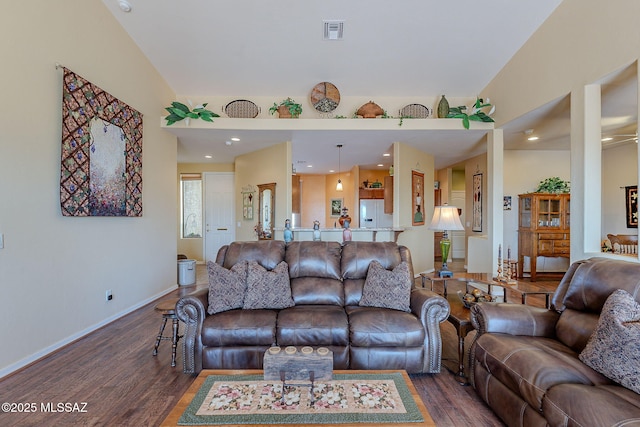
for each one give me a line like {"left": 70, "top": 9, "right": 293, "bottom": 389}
{"left": 437, "top": 95, "right": 449, "bottom": 118}
{"left": 313, "top": 220, "right": 321, "bottom": 241}
{"left": 342, "top": 220, "right": 352, "bottom": 243}
{"left": 283, "top": 219, "right": 293, "bottom": 243}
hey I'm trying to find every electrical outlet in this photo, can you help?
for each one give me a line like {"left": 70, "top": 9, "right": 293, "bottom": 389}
{"left": 106, "top": 290, "right": 113, "bottom": 301}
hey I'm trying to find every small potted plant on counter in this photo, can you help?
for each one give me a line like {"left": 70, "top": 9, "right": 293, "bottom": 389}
{"left": 269, "top": 97, "right": 302, "bottom": 118}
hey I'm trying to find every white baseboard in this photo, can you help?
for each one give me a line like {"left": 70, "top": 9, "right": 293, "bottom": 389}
{"left": 0, "top": 285, "right": 178, "bottom": 380}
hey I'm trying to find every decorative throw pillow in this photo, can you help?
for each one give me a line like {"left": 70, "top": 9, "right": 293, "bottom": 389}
{"left": 579, "top": 289, "right": 640, "bottom": 394}
{"left": 359, "top": 260, "right": 412, "bottom": 312}
{"left": 243, "top": 260, "right": 294, "bottom": 310}
{"left": 207, "top": 260, "right": 247, "bottom": 315}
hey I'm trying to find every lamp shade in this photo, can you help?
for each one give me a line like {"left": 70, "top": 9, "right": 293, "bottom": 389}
{"left": 428, "top": 204, "right": 464, "bottom": 231}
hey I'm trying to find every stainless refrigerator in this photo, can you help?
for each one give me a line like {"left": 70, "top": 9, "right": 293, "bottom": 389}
{"left": 359, "top": 199, "right": 393, "bottom": 228}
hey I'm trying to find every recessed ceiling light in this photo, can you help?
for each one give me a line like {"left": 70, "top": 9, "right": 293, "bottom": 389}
{"left": 231, "top": 137, "right": 240, "bottom": 141}
{"left": 601, "top": 137, "right": 613, "bottom": 142}
{"left": 377, "top": 164, "right": 384, "bottom": 167}
{"left": 307, "top": 164, "right": 313, "bottom": 168}
{"left": 383, "top": 153, "right": 391, "bottom": 157}
{"left": 527, "top": 136, "right": 539, "bottom": 141}
{"left": 205, "top": 155, "right": 212, "bottom": 159}
{"left": 329, "top": 169, "right": 335, "bottom": 173}
{"left": 119, "top": 0, "right": 132, "bottom": 12}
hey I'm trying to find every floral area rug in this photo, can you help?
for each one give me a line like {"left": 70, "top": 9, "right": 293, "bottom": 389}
{"left": 178, "top": 372, "right": 424, "bottom": 425}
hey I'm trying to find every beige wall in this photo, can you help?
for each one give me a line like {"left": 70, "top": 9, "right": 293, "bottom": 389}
{"left": 177, "top": 163, "right": 234, "bottom": 260}
{"left": 0, "top": 1, "right": 177, "bottom": 376}
{"left": 394, "top": 143, "right": 435, "bottom": 275}
{"left": 235, "top": 142, "right": 291, "bottom": 241}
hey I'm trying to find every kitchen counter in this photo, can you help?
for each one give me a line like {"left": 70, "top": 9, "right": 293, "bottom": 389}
{"left": 274, "top": 227, "right": 404, "bottom": 243}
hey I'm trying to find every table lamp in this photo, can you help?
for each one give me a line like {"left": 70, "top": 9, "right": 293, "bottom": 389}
{"left": 428, "top": 203, "right": 464, "bottom": 278}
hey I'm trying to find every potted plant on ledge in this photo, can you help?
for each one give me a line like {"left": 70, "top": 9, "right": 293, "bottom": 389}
{"left": 269, "top": 97, "right": 302, "bottom": 118}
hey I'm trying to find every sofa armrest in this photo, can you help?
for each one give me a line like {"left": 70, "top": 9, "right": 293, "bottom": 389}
{"left": 175, "top": 288, "right": 208, "bottom": 375}
{"left": 470, "top": 302, "right": 560, "bottom": 337}
{"left": 410, "top": 288, "right": 450, "bottom": 373}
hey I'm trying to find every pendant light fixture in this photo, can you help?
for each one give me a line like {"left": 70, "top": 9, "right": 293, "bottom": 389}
{"left": 336, "top": 144, "right": 343, "bottom": 191}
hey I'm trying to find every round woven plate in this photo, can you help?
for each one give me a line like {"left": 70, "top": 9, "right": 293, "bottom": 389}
{"left": 310, "top": 82, "right": 340, "bottom": 113}
{"left": 399, "top": 104, "right": 432, "bottom": 118}
{"left": 225, "top": 100, "right": 260, "bottom": 118}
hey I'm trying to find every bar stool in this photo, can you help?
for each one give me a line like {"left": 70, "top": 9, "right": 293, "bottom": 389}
{"left": 152, "top": 297, "right": 182, "bottom": 367}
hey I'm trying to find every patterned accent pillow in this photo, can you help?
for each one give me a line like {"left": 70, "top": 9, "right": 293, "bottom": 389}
{"left": 359, "top": 260, "right": 412, "bottom": 312}
{"left": 579, "top": 289, "right": 640, "bottom": 393}
{"left": 243, "top": 260, "right": 294, "bottom": 310}
{"left": 207, "top": 260, "right": 247, "bottom": 315}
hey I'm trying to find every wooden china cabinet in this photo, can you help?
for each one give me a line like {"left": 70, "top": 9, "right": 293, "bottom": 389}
{"left": 518, "top": 193, "right": 570, "bottom": 281}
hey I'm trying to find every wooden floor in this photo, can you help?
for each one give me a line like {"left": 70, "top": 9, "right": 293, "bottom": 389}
{"left": 0, "top": 260, "right": 559, "bottom": 426}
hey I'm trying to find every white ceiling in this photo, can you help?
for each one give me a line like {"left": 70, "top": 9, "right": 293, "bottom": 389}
{"left": 101, "top": 1, "right": 634, "bottom": 172}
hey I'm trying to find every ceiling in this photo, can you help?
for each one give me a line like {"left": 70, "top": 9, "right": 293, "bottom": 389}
{"left": 102, "top": 1, "right": 636, "bottom": 173}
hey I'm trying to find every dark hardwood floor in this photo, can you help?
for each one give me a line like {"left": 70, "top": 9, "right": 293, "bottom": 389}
{"left": 0, "top": 260, "right": 559, "bottom": 426}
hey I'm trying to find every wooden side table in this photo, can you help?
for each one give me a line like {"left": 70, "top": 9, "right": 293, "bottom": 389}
{"left": 443, "top": 291, "right": 474, "bottom": 385}
{"left": 152, "top": 297, "right": 182, "bottom": 367}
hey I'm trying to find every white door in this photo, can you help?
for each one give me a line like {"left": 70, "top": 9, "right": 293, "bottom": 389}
{"left": 451, "top": 191, "right": 466, "bottom": 260}
{"left": 204, "top": 172, "right": 235, "bottom": 263}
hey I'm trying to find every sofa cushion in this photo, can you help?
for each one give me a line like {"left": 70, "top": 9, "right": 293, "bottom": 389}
{"left": 201, "top": 309, "right": 277, "bottom": 346}
{"left": 243, "top": 260, "right": 294, "bottom": 310}
{"left": 276, "top": 305, "right": 349, "bottom": 346}
{"left": 579, "top": 289, "right": 640, "bottom": 394}
{"left": 207, "top": 260, "right": 247, "bottom": 315}
{"left": 474, "top": 333, "right": 611, "bottom": 410}
{"left": 347, "top": 306, "right": 425, "bottom": 347}
{"left": 290, "top": 277, "right": 344, "bottom": 306}
{"left": 543, "top": 384, "right": 640, "bottom": 427}
{"left": 359, "top": 260, "right": 412, "bottom": 312}
{"left": 218, "top": 240, "right": 286, "bottom": 270}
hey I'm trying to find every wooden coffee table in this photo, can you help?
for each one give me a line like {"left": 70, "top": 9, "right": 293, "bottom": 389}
{"left": 160, "top": 369, "right": 435, "bottom": 426}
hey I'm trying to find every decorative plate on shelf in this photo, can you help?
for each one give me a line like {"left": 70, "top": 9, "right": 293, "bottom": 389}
{"left": 310, "top": 82, "right": 340, "bottom": 113}
{"left": 399, "top": 103, "right": 432, "bottom": 118}
{"left": 224, "top": 99, "right": 260, "bottom": 118}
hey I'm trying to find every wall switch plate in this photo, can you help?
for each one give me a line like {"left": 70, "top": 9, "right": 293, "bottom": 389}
{"left": 106, "top": 290, "right": 113, "bottom": 301}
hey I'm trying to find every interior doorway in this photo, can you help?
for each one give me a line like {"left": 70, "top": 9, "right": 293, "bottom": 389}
{"left": 203, "top": 172, "right": 235, "bottom": 262}
{"left": 451, "top": 191, "right": 466, "bottom": 260}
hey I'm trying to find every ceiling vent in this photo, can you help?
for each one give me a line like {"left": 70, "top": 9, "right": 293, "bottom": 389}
{"left": 323, "top": 20, "right": 344, "bottom": 40}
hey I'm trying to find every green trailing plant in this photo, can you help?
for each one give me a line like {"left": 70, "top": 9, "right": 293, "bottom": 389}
{"left": 535, "top": 177, "right": 570, "bottom": 193}
{"left": 447, "top": 98, "right": 495, "bottom": 129}
{"left": 164, "top": 101, "right": 219, "bottom": 126}
{"left": 269, "top": 97, "right": 302, "bottom": 118}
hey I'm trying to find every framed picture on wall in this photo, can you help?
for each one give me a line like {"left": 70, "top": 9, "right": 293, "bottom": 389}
{"left": 412, "top": 170, "right": 425, "bottom": 226}
{"left": 330, "top": 198, "right": 343, "bottom": 217}
{"left": 626, "top": 185, "right": 638, "bottom": 228}
{"left": 472, "top": 173, "right": 483, "bottom": 232}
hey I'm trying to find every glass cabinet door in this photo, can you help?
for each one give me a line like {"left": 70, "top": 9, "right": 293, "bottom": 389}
{"left": 537, "top": 196, "right": 562, "bottom": 228}
{"left": 519, "top": 196, "right": 532, "bottom": 228}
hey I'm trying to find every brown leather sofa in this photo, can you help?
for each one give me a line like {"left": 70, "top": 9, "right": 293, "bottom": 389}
{"left": 176, "top": 240, "right": 449, "bottom": 375}
{"left": 470, "top": 257, "right": 640, "bottom": 427}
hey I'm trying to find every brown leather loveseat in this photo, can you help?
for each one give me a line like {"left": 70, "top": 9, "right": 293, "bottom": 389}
{"left": 470, "top": 257, "right": 640, "bottom": 426}
{"left": 176, "top": 240, "right": 449, "bottom": 375}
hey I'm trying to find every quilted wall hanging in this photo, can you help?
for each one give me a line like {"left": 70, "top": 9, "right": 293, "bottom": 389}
{"left": 60, "top": 67, "right": 143, "bottom": 216}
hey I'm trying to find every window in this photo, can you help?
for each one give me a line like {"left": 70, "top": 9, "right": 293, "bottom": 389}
{"left": 181, "top": 173, "right": 202, "bottom": 238}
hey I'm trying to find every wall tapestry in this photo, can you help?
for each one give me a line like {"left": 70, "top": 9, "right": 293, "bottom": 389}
{"left": 60, "top": 67, "right": 143, "bottom": 216}
{"left": 626, "top": 185, "right": 638, "bottom": 228}
{"left": 412, "top": 170, "right": 425, "bottom": 226}
{"left": 472, "top": 173, "right": 483, "bottom": 232}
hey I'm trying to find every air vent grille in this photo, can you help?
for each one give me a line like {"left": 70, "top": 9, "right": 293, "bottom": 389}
{"left": 323, "top": 20, "right": 344, "bottom": 40}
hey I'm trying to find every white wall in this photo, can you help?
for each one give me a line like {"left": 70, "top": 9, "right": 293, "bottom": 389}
{"left": 0, "top": 1, "right": 177, "bottom": 376}
{"left": 602, "top": 144, "right": 638, "bottom": 237}
{"left": 483, "top": 0, "right": 640, "bottom": 263}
